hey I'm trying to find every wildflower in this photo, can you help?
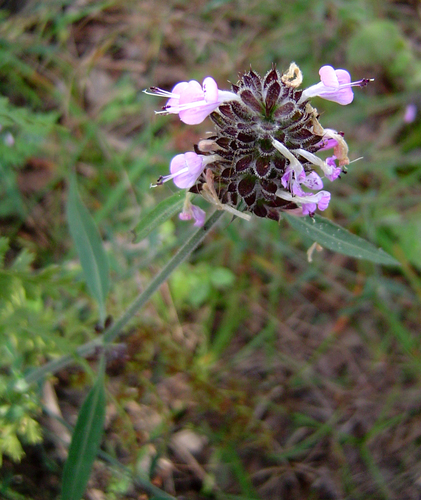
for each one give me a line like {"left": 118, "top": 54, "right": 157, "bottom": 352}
{"left": 147, "top": 63, "right": 370, "bottom": 224}
{"left": 4, "top": 132, "right": 14, "bottom": 147}
{"left": 302, "top": 65, "right": 372, "bottom": 105}
{"left": 276, "top": 188, "right": 331, "bottom": 215}
{"left": 179, "top": 194, "right": 206, "bottom": 227}
{"left": 281, "top": 168, "right": 323, "bottom": 195}
{"left": 324, "top": 156, "right": 342, "bottom": 182}
{"left": 321, "top": 129, "right": 350, "bottom": 167}
{"left": 317, "top": 136, "right": 338, "bottom": 151}
{"left": 151, "top": 152, "right": 218, "bottom": 189}
{"left": 144, "top": 77, "right": 239, "bottom": 125}
{"left": 294, "top": 148, "right": 342, "bottom": 181}
{"left": 404, "top": 103, "right": 417, "bottom": 124}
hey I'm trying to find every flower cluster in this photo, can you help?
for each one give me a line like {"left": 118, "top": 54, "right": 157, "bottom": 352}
{"left": 145, "top": 64, "right": 371, "bottom": 226}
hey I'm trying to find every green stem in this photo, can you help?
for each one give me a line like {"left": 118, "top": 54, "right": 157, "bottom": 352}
{"left": 25, "top": 210, "right": 224, "bottom": 385}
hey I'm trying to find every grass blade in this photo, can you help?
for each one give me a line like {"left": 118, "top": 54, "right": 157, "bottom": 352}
{"left": 284, "top": 213, "right": 400, "bottom": 266}
{"left": 133, "top": 191, "right": 185, "bottom": 243}
{"left": 66, "top": 175, "right": 110, "bottom": 325}
{"left": 61, "top": 360, "right": 106, "bottom": 500}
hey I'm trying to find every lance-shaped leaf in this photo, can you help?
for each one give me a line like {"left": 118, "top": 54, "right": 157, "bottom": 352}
{"left": 133, "top": 191, "right": 185, "bottom": 243}
{"left": 284, "top": 213, "right": 400, "bottom": 266}
{"left": 61, "top": 361, "right": 106, "bottom": 500}
{"left": 66, "top": 175, "right": 110, "bottom": 325}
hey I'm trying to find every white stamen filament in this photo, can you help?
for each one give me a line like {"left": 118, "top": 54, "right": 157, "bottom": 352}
{"left": 150, "top": 166, "right": 189, "bottom": 188}
{"left": 294, "top": 148, "right": 325, "bottom": 169}
{"left": 143, "top": 88, "right": 177, "bottom": 98}
{"left": 275, "top": 188, "right": 324, "bottom": 205}
{"left": 271, "top": 138, "right": 304, "bottom": 178}
{"left": 220, "top": 205, "right": 252, "bottom": 221}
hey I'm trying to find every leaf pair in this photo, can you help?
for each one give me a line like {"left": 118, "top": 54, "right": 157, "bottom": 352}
{"left": 63, "top": 178, "right": 109, "bottom": 499}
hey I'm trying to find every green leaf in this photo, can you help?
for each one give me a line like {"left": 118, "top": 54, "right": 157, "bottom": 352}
{"left": 66, "top": 175, "right": 110, "bottom": 325}
{"left": 62, "top": 361, "right": 106, "bottom": 500}
{"left": 283, "top": 214, "right": 400, "bottom": 266}
{"left": 133, "top": 191, "right": 185, "bottom": 243}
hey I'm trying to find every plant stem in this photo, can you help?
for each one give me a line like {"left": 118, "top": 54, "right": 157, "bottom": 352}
{"left": 25, "top": 210, "right": 224, "bottom": 385}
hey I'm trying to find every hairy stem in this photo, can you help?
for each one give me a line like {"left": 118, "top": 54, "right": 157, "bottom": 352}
{"left": 25, "top": 210, "right": 224, "bottom": 385}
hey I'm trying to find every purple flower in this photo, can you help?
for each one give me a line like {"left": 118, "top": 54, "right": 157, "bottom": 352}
{"left": 169, "top": 153, "right": 204, "bottom": 188}
{"left": 324, "top": 156, "right": 342, "bottom": 181}
{"left": 144, "top": 77, "right": 238, "bottom": 125}
{"left": 276, "top": 188, "right": 331, "bottom": 215}
{"left": 151, "top": 152, "right": 205, "bottom": 189}
{"left": 281, "top": 168, "right": 323, "bottom": 196}
{"left": 302, "top": 171, "right": 324, "bottom": 190}
{"left": 178, "top": 193, "right": 206, "bottom": 227}
{"left": 179, "top": 203, "right": 206, "bottom": 227}
{"left": 294, "top": 148, "right": 342, "bottom": 182}
{"left": 404, "top": 104, "right": 417, "bottom": 124}
{"left": 301, "top": 191, "right": 331, "bottom": 215}
{"left": 302, "top": 65, "right": 372, "bottom": 105}
{"left": 317, "top": 136, "right": 338, "bottom": 151}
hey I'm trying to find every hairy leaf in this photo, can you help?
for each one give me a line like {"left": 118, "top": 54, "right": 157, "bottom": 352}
{"left": 133, "top": 191, "right": 185, "bottom": 243}
{"left": 284, "top": 214, "right": 400, "bottom": 266}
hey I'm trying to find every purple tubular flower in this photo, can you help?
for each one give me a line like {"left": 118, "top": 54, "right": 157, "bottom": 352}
{"left": 281, "top": 168, "right": 323, "bottom": 196}
{"left": 294, "top": 148, "right": 342, "bottom": 182}
{"left": 404, "top": 104, "right": 417, "bottom": 124}
{"left": 302, "top": 65, "right": 371, "bottom": 105}
{"left": 146, "top": 63, "right": 365, "bottom": 222}
{"left": 301, "top": 191, "right": 331, "bottom": 215}
{"left": 302, "top": 171, "right": 324, "bottom": 190}
{"left": 276, "top": 188, "right": 331, "bottom": 215}
{"left": 170, "top": 152, "right": 204, "bottom": 188}
{"left": 151, "top": 152, "right": 205, "bottom": 189}
{"left": 151, "top": 152, "right": 221, "bottom": 190}
{"left": 179, "top": 204, "right": 206, "bottom": 227}
{"left": 144, "top": 77, "right": 239, "bottom": 125}
{"left": 317, "top": 136, "right": 339, "bottom": 151}
{"left": 324, "top": 156, "right": 342, "bottom": 181}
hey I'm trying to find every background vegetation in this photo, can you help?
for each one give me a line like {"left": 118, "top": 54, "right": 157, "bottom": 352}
{"left": 1, "top": 0, "right": 421, "bottom": 498}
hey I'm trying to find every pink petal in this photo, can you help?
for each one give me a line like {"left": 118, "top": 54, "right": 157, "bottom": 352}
{"left": 191, "top": 205, "right": 206, "bottom": 226}
{"left": 179, "top": 80, "right": 205, "bottom": 106}
{"left": 335, "top": 69, "right": 351, "bottom": 86}
{"left": 179, "top": 211, "right": 192, "bottom": 221}
{"left": 170, "top": 152, "right": 204, "bottom": 189}
{"left": 203, "top": 77, "right": 218, "bottom": 103}
{"left": 319, "top": 66, "right": 338, "bottom": 87}
{"left": 166, "top": 81, "right": 189, "bottom": 107}
{"left": 317, "top": 191, "right": 331, "bottom": 211}
{"left": 302, "top": 202, "right": 317, "bottom": 215}
{"left": 318, "top": 137, "right": 338, "bottom": 151}
{"left": 171, "top": 81, "right": 189, "bottom": 94}
{"left": 179, "top": 103, "right": 219, "bottom": 125}
{"left": 303, "top": 172, "right": 323, "bottom": 190}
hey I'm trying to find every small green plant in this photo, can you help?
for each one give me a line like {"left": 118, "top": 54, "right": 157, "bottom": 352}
{"left": 0, "top": 374, "right": 42, "bottom": 466}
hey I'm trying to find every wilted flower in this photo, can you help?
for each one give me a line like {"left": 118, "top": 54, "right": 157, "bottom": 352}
{"left": 146, "top": 63, "right": 371, "bottom": 224}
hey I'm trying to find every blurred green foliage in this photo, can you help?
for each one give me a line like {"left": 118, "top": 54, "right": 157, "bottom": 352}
{"left": 0, "top": 374, "right": 42, "bottom": 466}
{"left": 0, "top": 98, "right": 58, "bottom": 217}
{"left": 0, "top": 0, "right": 421, "bottom": 498}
